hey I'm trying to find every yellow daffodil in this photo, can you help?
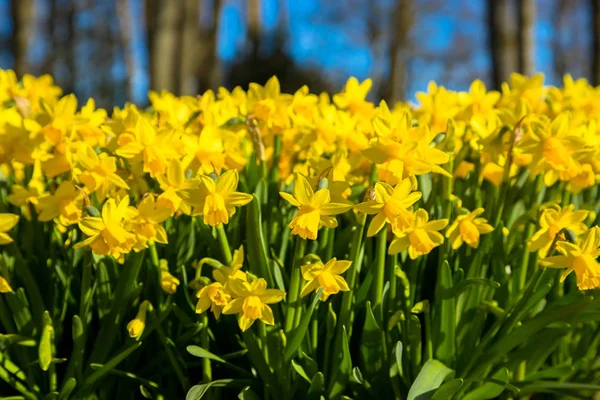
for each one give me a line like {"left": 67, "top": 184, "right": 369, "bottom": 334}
{"left": 445, "top": 208, "right": 493, "bottom": 249}
{"left": 196, "top": 282, "right": 230, "bottom": 319}
{"left": 279, "top": 174, "right": 353, "bottom": 240}
{"left": 300, "top": 257, "right": 351, "bottom": 301}
{"left": 517, "top": 113, "right": 587, "bottom": 186}
{"left": 132, "top": 195, "right": 171, "bottom": 250}
{"left": 37, "top": 181, "right": 83, "bottom": 226}
{"left": 74, "top": 196, "right": 137, "bottom": 263}
{"left": 0, "top": 276, "right": 12, "bottom": 293}
{"left": 388, "top": 209, "right": 448, "bottom": 259}
{"left": 159, "top": 260, "right": 180, "bottom": 295}
{"left": 530, "top": 204, "right": 589, "bottom": 257}
{"left": 213, "top": 246, "right": 247, "bottom": 285}
{"left": 156, "top": 158, "right": 192, "bottom": 215}
{"left": 222, "top": 278, "right": 286, "bottom": 332}
{"left": 180, "top": 169, "right": 253, "bottom": 227}
{"left": 76, "top": 144, "right": 129, "bottom": 201}
{"left": 0, "top": 214, "right": 19, "bottom": 244}
{"left": 127, "top": 300, "right": 152, "bottom": 340}
{"left": 355, "top": 178, "right": 422, "bottom": 237}
{"left": 116, "top": 117, "right": 182, "bottom": 177}
{"left": 540, "top": 226, "right": 600, "bottom": 290}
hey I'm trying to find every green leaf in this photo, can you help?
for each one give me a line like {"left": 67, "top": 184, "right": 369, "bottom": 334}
{"left": 407, "top": 359, "right": 454, "bottom": 400}
{"left": 326, "top": 302, "right": 337, "bottom": 341}
{"left": 307, "top": 372, "right": 325, "bottom": 400}
{"left": 430, "top": 378, "right": 463, "bottom": 400}
{"left": 0, "top": 334, "right": 35, "bottom": 347}
{"left": 39, "top": 312, "right": 54, "bottom": 371}
{"left": 517, "top": 381, "right": 600, "bottom": 395}
{"left": 76, "top": 342, "right": 142, "bottom": 395}
{"left": 57, "top": 377, "right": 76, "bottom": 400}
{"left": 437, "top": 278, "right": 500, "bottom": 299}
{"left": 360, "top": 301, "right": 383, "bottom": 377}
{"left": 433, "top": 261, "right": 456, "bottom": 365}
{"left": 408, "top": 315, "right": 422, "bottom": 374}
{"left": 394, "top": 341, "right": 404, "bottom": 378}
{"left": 354, "top": 261, "right": 375, "bottom": 306}
{"left": 246, "top": 196, "right": 274, "bottom": 288}
{"left": 291, "top": 360, "right": 311, "bottom": 383}
{"left": 238, "top": 386, "right": 261, "bottom": 400}
{"left": 524, "top": 365, "right": 574, "bottom": 381}
{"left": 463, "top": 368, "right": 510, "bottom": 400}
{"left": 283, "top": 288, "right": 322, "bottom": 362}
{"left": 186, "top": 379, "right": 253, "bottom": 400}
{"left": 327, "top": 327, "right": 352, "bottom": 399}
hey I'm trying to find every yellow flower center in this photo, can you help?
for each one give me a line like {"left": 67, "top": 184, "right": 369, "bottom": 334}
{"left": 242, "top": 296, "right": 263, "bottom": 320}
{"left": 317, "top": 271, "right": 339, "bottom": 295}
{"left": 203, "top": 192, "right": 228, "bottom": 226}
{"left": 572, "top": 254, "right": 600, "bottom": 290}
{"left": 208, "top": 285, "right": 229, "bottom": 307}
{"left": 459, "top": 219, "right": 480, "bottom": 245}
{"left": 543, "top": 137, "right": 570, "bottom": 167}
{"left": 289, "top": 206, "right": 320, "bottom": 240}
{"left": 408, "top": 228, "right": 435, "bottom": 254}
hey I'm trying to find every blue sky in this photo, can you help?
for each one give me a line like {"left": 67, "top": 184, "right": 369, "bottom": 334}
{"left": 0, "top": 0, "right": 592, "bottom": 105}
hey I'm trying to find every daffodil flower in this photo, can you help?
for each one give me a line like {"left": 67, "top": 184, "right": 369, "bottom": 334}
{"left": 37, "top": 181, "right": 83, "bottom": 226}
{"left": 213, "top": 246, "right": 247, "bottom": 286}
{"left": 280, "top": 173, "right": 353, "bottom": 241}
{"left": 530, "top": 204, "right": 588, "bottom": 257}
{"left": 76, "top": 144, "right": 129, "bottom": 201}
{"left": 389, "top": 209, "right": 448, "bottom": 259}
{"left": 0, "top": 214, "right": 19, "bottom": 245}
{"left": 196, "top": 282, "right": 231, "bottom": 319}
{"left": 180, "top": 169, "right": 253, "bottom": 227}
{"left": 127, "top": 300, "right": 151, "bottom": 340}
{"left": 222, "top": 278, "right": 286, "bottom": 332}
{"left": 300, "top": 258, "right": 352, "bottom": 301}
{"left": 132, "top": 195, "right": 171, "bottom": 250}
{"left": 445, "top": 208, "right": 493, "bottom": 249}
{"left": 74, "top": 196, "right": 137, "bottom": 263}
{"left": 540, "top": 227, "right": 600, "bottom": 290}
{"left": 159, "top": 259, "right": 180, "bottom": 295}
{"left": 355, "top": 178, "right": 422, "bottom": 237}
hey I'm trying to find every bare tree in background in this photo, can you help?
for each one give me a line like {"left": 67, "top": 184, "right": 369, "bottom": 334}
{"left": 592, "top": 0, "right": 600, "bottom": 85}
{"left": 488, "top": 0, "right": 517, "bottom": 89}
{"left": 146, "top": 0, "right": 182, "bottom": 93}
{"left": 383, "top": 0, "right": 414, "bottom": 104}
{"left": 193, "top": 0, "right": 223, "bottom": 94}
{"left": 118, "top": 0, "right": 135, "bottom": 101}
{"left": 247, "top": 0, "right": 261, "bottom": 58}
{"left": 10, "top": 0, "right": 35, "bottom": 77}
{"left": 517, "top": 0, "right": 535, "bottom": 76}
{"left": 552, "top": 0, "right": 568, "bottom": 81}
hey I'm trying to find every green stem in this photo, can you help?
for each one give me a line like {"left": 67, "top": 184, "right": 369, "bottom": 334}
{"left": 337, "top": 214, "right": 366, "bottom": 334}
{"left": 79, "top": 250, "right": 93, "bottom": 323}
{"left": 217, "top": 225, "right": 233, "bottom": 264}
{"left": 201, "top": 314, "right": 212, "bottom": 383}
{"left": 387, "top": 253, "right": 397, "bottom": 311}
{"left": 284, "top": 237, "right": 306, "bottom": 333}
{"left": 371, "top": 228, "right": 387, "bottom": 306}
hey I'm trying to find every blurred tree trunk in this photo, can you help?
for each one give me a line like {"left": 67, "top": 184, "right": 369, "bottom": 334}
{"left": 118, "top": 0, "right": 135, "bottom": 101}
{"left": 488, "top": 0, "right": 517, "bottom": 89}
{"left": 592, "top": 0, "right": 600, "bottom": 85}
{"left": 552, "top": 0, "right": 568, "bottom": 82}
{"left": 182, "top": 0, "right": 223, "bottom": 94}
{"left": 146, "top": 0, "right": 182, "bottom": 93}
{"left": 517, "top": 0, "right": 535, "bottom": 76}
{"left": 248, "top": 0, "right": 261, "bottom": 57}
{"left": 11, "top": 0, "right": 34, "bottom": 77}
{"left": 384, "top": 0, "right": 414, "bottom": 104}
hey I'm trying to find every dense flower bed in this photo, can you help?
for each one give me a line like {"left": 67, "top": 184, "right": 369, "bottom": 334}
{"left": 1, "top": 69, "right": 600, "bottom": 398}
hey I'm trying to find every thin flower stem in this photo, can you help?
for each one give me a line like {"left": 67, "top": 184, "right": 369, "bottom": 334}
{"left": 216, "top": 224, "right": 233, "bottom": 264}
{"left": 200, "top": 314, "right": 212, "bottom": 383}
{"left": 371, "top": 227, "right": 388, "bottom": 306}
{"left": 284, "top": 236, "right": 306, "bottom": 333}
